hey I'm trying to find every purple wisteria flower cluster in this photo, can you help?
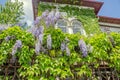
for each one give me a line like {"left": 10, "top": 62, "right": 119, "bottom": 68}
{"left": 66, "top": 45, "right": 70, "bottom": 56}
{"left": 34, "top": 26, "right": 44, "bottom": 55}
{"left": 0, "top": 27, "right": 5, "bottom": 34}
{"left": 0, "top": 27, "right": 5, "bottom": 31}
{"left": 61, "top": 42, "right": 66, "bottom": 52}
{"left": 78, "top": 39, "right": 88, "bottom": 57}
{"left": 34, "top": 10, "right": 61, "bottom": 27}
{"left": 10, "top": 40, "right": 22, "bottom": 63}
{"left": 35, "top": 40, "right": 41, "bottom": 55}
{"left": 11, "top": 40, "right": 22, "bottom": 55}
{"left": 32, "top": 26, "right": 44, "bottom": 38}
{"left": 5, "top": 36, "right": 11, "bottom": 42}
{"left": 35, "top": 34, "right": 52, "bottom": 55}
{"left": 4, "top": 36, "right": 15, "bottom": 42}
{"left": 29, "top": 10, "right": 61, "bottom": 55}
{"left": 61, "top": 37, "right": 70, "bottom": 56}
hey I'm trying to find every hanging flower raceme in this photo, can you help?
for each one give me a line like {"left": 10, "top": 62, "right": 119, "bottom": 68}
{"left": 5, "top": 36, "right": 12, "bottom": 42}
{"left": 30, "top": 25, "right": 44, "bottom": 55}
{"left": 61, "top": 42, "right": 66, "bottom": 52}
{"left": 35, "top": 26, "right": 44, "bottom": 55}
{"left": 31, "top": 26, "right": 44, "bottom": 38}
{"left": 66, "top": 45, "right": 70, "bottom": 56}
{"left": 35, "top": 41, "right": 41, "bottom": 55}
{"left": 34, "top": 18, "right": 40, "bottom": 25}
{"left": 4, "top": 36, "right": 15, "bottom": 42}
{"left": 11, "top": 40, "right": 22, "bottom": 55}
{"left": 47, "top": 34, "right": 52, "bottom": 50}
{"left": 61, "top": 37, "right": 70, "bottom": 56}
{"left": 47, "top": 10, "right": 55, "bottom": 20}
{"left": 0, "top": 27, "right": 5, "bottom": 31}
{"left": 78, "top": 39, "right": 88, "bottom": 57}
{"left": 34, "top": 10, "right": 49, "bottom": 26}
{"left": 0, "top": 27, "right": 5, "bottom": 34}
{"left": 38, "top": 34, "right": 43, "bottom": 44}
{"left": 39, "top": 26, "right": 44, "bottom": 34}
{"left": 45, "top": 10, "right": 55, "bottom": 27}
{"left": 35, "top": 34, "right": 44, "bottom": 55}
{"left": 55, "top": 10, "right": 61, "bottom": 20}
{"left": 10, "top": 40, "right": 22, "bottom": 63}
{"left": 41, "top": 10, "right": 49, "bottom": 18}
{"left": 33, "top": 10, "right": 61, "bottom": 28}
{"left": 44, "top": 10, "right": 61, "bottom": 27}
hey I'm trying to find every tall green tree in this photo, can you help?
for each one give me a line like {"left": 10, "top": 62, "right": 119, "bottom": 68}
{"left": 0, "top": 0, "right": 24, "bottom": 25}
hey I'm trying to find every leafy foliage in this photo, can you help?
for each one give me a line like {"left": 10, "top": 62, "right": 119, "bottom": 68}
{"left": 0, "top": 26, "right": 120, "bottom": 80}
{"left": 0, "top": 0, "right": 24, "bottom": 24}
{"left": 0, "top": 26, "right": 35, "bottom": 65}
{"left": 38, "top": 3, "right": 101, "bottom": 34}
{"left": 0, "top": 3, "right": 120, "bottom": 80}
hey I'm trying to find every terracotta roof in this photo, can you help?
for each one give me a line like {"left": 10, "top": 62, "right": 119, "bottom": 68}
{"left": 98, "top": 16, "right": 120, "bottom": 24}
{"left": 81, "top": 0, "right": 103, "bottom": 14}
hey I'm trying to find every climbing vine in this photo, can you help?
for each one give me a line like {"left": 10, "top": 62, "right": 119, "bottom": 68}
{"left": 38, "top": 2, "right": 101, "bottom": 35}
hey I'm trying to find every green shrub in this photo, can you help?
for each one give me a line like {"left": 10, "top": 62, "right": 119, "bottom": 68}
{"left": 0, "top": 0, "right": 24, "bottom": 25}
{"left": 0, "top": 26, "right": 120, "bottom": 80}
{"left": 0, "top": 26, "right": 35, "bottom": 65}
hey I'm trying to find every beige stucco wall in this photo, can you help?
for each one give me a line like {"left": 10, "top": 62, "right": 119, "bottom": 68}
{"left": 11, "top": 0, "right": 34, "bottom": 26}
{"left": 99, "top": 22, "right": 120, "bottom": 33}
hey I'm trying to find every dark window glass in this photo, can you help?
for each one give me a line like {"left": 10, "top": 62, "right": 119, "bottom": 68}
{"left": 56, "top": 19, "right": 68, "bottom": 32}
{"left": 72, "top": 20, "right": 82, "bottom": 34}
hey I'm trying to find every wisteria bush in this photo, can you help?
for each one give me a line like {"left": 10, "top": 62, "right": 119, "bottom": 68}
{"left": 0, "top": 10, "right": 120, "bottom": 80}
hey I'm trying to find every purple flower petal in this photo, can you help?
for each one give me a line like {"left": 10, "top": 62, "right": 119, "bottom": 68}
{"left": 45, "top": 20, "right": 51, "bottom": 27}
{"left": 5, "top": 36, "right": 11, "bottom": 42}
{"left": 61, "top": 42, "right": 66, "bottom": 52}
{"left": 0, "top": 27, "right": 5, "bottom": 31}
{"left": 78, "top": 39, "right": 88, "bottom": 57}
{"left": 35, "top": 41, "right": 41, "bottom": 55}
{"left": 11, "top": 40, "right": 22, "bottom": 55}
{"left": 55, "top": 11, "right": 61, "bottom": 20}
{"left": 15, "top": 40, "right": 22, "bottom": 48}
{"left": 34, "top": 18, "right": 40, "bottom": 25}
{"left": 38, "top": 26, "right": 44, "bottom": 34}
{"left": 38, "top": 34, "right": 43, "bottom": 44}
{"left": 41, "top": 10, "right": 49, "bottom": 18}
{"left": 47, "top": 10, "right": 55, "bottom": 19}
{"left": 66, "top": 45, "right": 70, "bottom": 56}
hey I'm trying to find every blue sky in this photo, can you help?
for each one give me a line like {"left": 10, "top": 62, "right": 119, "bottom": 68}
{"left": 0, "top": 0, "right": 7, "bottom": 5}
{"left": 97, "top": 0, "right": 120, "bottom": 18}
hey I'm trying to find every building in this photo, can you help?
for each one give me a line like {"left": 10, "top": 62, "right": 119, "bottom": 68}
{"left": 32, "top": 0, "right": 120, "bottom": 33}
{"left": 1, "top": 0, "right": 120, "bottom": 32}
{"left": 81, "top": 0, "right": 120, "bottom": 33}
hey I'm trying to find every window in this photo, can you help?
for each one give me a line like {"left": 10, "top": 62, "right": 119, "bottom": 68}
{"left": 55, "top": 18, "right": 86, "bottom": 36}
{"left": 55, "top": 19, "right": 68, "bottom": 32}
{"left": 71, "top": 19, "right": 83, "bottom": 34}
